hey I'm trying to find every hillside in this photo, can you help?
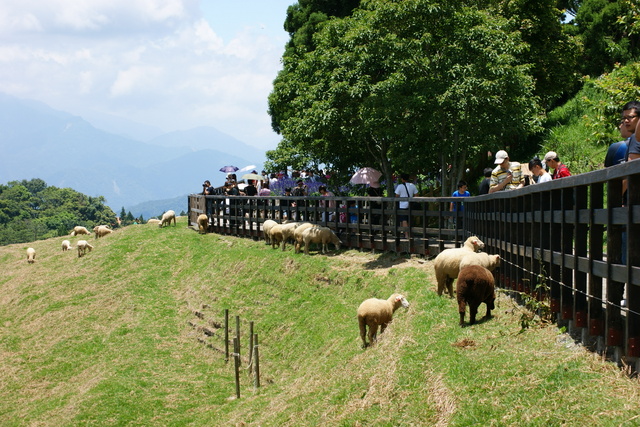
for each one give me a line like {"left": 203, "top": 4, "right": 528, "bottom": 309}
{"left": 1, "top": 219, "right": 639, "bottom": 426}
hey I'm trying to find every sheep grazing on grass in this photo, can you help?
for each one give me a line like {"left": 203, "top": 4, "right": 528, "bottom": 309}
{"left": 433, "top": 236, "right": 485, "bottom": 298}
{"left": 357, "top": 293, "right": 410, "bottom": 348}
{"left": 158, "top": 210, "right": 177, "bottom": 228}
{"left": 26, "top": 247, "right": 36, "bottom": 264}
{"left": 302, "top": 226, "right": 341, "bottom": 255}
{"left": 77, "top": 240, "right": 94, "bottom": 258}
{"left": 197, "top": 214, "right": 208, "bottom": 234}
{"left": 262, "top": 219, "right": 278, "bottom": 245}
{"left": 293, "top": 222, "right": 317, "bottom": 253}
{"left": 147, "top": 218, "right": 161, "bottom": 225}
{"left": 70, "top": 226, "right": 91, "bottom": 236}
{"left": 61, "top": 240, "right": 73, "bottom": 251}
{"left": 456, "top": 265, "right": 496, "bottom": 326}
{"left": 269, "top": 222, "right": 301, "bottom": 251}
{"left": 459, "top": 253, "right": 500, "bottom": 272}
{"left": 93, "top": 225, "right": 113, "bottom": 239}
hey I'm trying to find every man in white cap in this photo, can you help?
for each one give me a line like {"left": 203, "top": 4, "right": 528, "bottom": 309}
{"left": 489, "top": 150, "right": 523, "bottom": 193}
{"left": 544, "top": 151, "right": 571, "bottom": 179}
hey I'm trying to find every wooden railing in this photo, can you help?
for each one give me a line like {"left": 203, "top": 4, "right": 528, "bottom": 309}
{"left": 188, "top": 159, "right": 640, "bottom": 361}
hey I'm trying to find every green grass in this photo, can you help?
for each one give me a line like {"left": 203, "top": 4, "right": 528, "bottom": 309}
{"left": 1, "top": 217, "right": 639, "bottom": 426}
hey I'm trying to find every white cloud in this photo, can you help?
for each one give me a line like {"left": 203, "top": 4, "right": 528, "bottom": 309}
{"left": 0, "top": 0, "right": 288, "bottom": 150}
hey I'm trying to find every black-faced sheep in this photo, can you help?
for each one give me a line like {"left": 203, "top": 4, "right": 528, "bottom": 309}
{"left": 26, "top": 247, "right": 36, "bottom": 264}
{"left": 262, "top": 219, "right": 278, "bottom": 244}
{"left": 197, "top": 214, "right": 208, "bottom": 234}
{"left": 302, "top": 226, "right": 341, "bottom": 255}
{"left": 357, "top": 293, "right": 410, "bottom": 348}
{"left": 456, "top": 265, "right": 496, "bottom": 326}
{"left": 61, "top": 240, "right": 72, "bottom": 251}
{"left": 459, "top": 253, "right": 500, "bottom": 272}
{"left": 77, "top": 240, "right": 94, "bottom": 258}
{"left": 93, "top": 225, "right": 113, "bottom": 239}
{"left": 70, "top": 226, "right": 91, "bottom": 236}
{"left": 433, "top": 236, "right": 485, "bottom": 297}
{"left": 158, "top": 210, "right": 177, "bottom": 228}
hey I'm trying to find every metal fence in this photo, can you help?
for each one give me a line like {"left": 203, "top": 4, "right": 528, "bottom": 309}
{"left": 188, "top": 159, "right": 640, "bottom": 359}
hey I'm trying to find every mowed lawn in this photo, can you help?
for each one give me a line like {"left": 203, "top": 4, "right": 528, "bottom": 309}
{"left": 1, "top": 217, "right": 639, "bottom": 426}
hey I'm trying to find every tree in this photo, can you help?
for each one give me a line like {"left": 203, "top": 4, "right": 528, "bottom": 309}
{"left": 268, "top": 0, "right": 541, "bottom": 195}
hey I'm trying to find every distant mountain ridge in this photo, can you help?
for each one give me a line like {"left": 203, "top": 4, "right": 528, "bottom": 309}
{"left": 0, "top": 93, "right": 265, "bottom": 212}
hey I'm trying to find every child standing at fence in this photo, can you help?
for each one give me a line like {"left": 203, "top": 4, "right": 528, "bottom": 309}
{"left": 450, "top": 180, "right": 470, "bottom": 228}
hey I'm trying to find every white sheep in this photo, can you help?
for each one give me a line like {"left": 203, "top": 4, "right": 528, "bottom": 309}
{"left": 147, "top": 218, "right": 161, "bottom": 225}
{"left": 158, "top": 210, "right": 177, "bottom": 228}
{"left": 459, "top": 252, "right": 500, "bottom": 272}
{"left": 293, "top": 222, "right": 316, "bottom": 253}
{"left": 197, "top": 214, "right": 208, "bottom": 234}
{"left": 270, "top": 222, "right": 301, "bottom": 251}
{"left": 302, "top": 226, "right": 341, "bottom": 255}
{"left": 93, "top": 225, "right": 113, "bottom": 239}
{"left": 357, "top": 293, "right": 410, "bottom": 348}
{"left": 77, "top": 240, "right": 94, "bottom": 257}
{"left": 61, "top": 240, "right": 73, "bottom": 251}
{"left": 262, "top": 219, "right": 278, "bottom": 245}
{"left": 70, "top": 226, "right": 91, "bottom": 236}
{"left": 26, "top": 247, "right": 36, "bottom": 264}
{"left": 433, "top": 236, "right": 485, "bottom": 298}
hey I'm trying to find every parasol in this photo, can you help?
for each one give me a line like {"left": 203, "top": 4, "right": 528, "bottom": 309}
{"left": 241, "top": 173, "right": 265, "bottom": 181}
{"left": 350, "top": 167, "right": 382, "bottom": 185}
{"left": 219, "top": 165, "right": 239, "bottom": 173}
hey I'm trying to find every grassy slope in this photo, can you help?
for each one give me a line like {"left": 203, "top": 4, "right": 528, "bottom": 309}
{"left": 1, "top": 218, "right": 639, "bottom": 426}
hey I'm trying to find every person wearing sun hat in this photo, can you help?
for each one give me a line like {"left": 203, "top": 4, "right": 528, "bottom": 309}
{"left": 544, "top": 151, "right": 571, "bottom": 179}
{"left": 489, "top": 150, "right": 523, "bottom": 193}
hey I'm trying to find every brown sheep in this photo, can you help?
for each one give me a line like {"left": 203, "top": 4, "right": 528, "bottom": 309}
{"left": 357, "top": 293, "right": 410, "bottom": 348}
{"left": 456, "top": 265, "right": 496, "bottom": 326}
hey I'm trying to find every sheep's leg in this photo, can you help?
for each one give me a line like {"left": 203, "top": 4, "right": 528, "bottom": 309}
{"left": 359, "top": 319, "right": 368, "bottom": 348}
{"left": 446, "top": 278, "right": 455, "bottom": 299}
{"left": 458, "top": 299, "right": 467, "bottom": 326}
{"left": 484, "top": 299, "right": 495, "bottom": 319}
{"left": 469, "top": 303, "right": 479, "bottom": 325}
{"left": 368, "top": 324, "right": 378, "bottom": 344}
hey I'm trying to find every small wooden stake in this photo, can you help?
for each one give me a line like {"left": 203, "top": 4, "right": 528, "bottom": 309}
{"left": 224, "top": 309, "right": 229, "bottom": 362}
{"left": 254, "top": 334, "right": 260, "bottom": 389}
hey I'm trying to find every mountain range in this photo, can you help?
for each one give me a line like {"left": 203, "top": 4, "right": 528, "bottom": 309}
{"left": 0, "top": 93, "right": 266, "bottom": 216}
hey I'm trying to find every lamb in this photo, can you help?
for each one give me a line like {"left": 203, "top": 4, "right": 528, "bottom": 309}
{"left": 197, "top": 214, "right": 209, "bottom": 234}
{"left": 302, "top": 226, "right": 341, "bottom": 255}
{"left": 147, "top": 218, "right": 161, "bottom": 225}
{"left": 26, "top": 247, "right": 36, "bottom": 264}
{"left": 459, "top": 252, "right": 500, "bottom": 272}
{"left": 93, "top": 225, "right": 113, "bottom": 239}
{"left": 158, "top": 210, "right": 177, "bottom": 228}
{"left": 262, "top": 219, "right": 278, "bottom": 245}
{"left": 61, "top": 240, "right": 73, "bottom": 251}
{"left": 357, "top": 293, "right": 410, "bottom": 348}
{"left": 456, "top": 265, "right": 496, "bottom": 326}
{"left": 433, "top": 236, "right": 485, "bottom": 298}
{"left": 293, "top": 222, "right": 317, "bottom": 253}
{"left": 70, "top": 226, "right": 91, "bottom": 236}
{"left": 77, "top": 240, "right": 94, "bottom": 257}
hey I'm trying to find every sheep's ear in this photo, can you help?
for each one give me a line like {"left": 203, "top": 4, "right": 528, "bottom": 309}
{"left": 395, "top": 295, "right": 404, "bottom": 301}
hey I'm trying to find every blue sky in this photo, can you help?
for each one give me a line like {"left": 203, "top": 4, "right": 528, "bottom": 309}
{"left": 0, "top": 0, "right": 295, "bottom": 150}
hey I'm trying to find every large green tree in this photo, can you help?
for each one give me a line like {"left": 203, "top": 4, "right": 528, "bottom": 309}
{"left": 268, "top": 0, "right": 541, "bottom": 195}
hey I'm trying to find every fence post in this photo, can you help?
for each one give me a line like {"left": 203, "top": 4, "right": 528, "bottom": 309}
{"left": 224, "top": 309, "right": 229, "bottom": 362}
{"left": 254, "top": 334, "right": 260, "bottom": 389}
{"left": 235, "top": 315, "right": 241, "bottom": 365}
{"left": 233, "top": 337, "right": 240, "bottom": 399}
{"left": 249, "top": 321, "right": 254, "bottom": 365}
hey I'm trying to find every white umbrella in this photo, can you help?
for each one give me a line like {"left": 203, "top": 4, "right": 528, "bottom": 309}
{"left": 241, "top": 173, "right": 265, "bottom": 181}
{"left": 238, "top": 164, "right": 257, "bottom": 173}
{"left": 350, "top": 167, "right": 382, "bottom": 185}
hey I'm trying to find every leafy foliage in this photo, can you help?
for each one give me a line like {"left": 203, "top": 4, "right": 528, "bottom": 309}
{"left": 0, "top": 178, "right": 118, "bottom": 245}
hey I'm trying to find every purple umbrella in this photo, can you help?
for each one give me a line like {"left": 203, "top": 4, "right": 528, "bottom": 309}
{"left": 220, "top": 165, "right": 239, "bottom": 173}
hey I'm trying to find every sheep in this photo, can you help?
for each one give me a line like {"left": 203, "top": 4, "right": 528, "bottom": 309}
{"left": 158, "top": 210, "right": 177, "bottom": 228}
{"left": 93, "top": 225, "right": 113, "bottom": 239}
{"left": 147, "top": 218, "right": 161, "bottom": 225}
{"left": 433, "top": 236, "right": 485, "bottom": 298}
{"left": 26, "top": 247, "right": 36, "bottom": 264}
{"left": 77, "top": 240, "right": 94, "bottom": 257}
{"left": 197, "top": 214, "right": 209, "bottom": 234}
{"left": 269, "top": 222, "right": 301, "bottom": 251}
{"left": 70, "top": 226, "right": 91, "bottom": 236}
{"left": 357, "top": 293, "right": 410, "bottom": 348}
{"left": 61, "top": 240, "right": 73, "bottom": 251}
{"left": 459, "top": 252, "right": 500, "bottom": 272}
{"left": 293, "top": 222, "right": 317, "bottom": 253}
{"left": 456, "top": 265, "right": 496, "bottom": 326}
{"left": 262, "top": 219, "right": 278, "bottom": 244}
{"left": 302, "top": 226, "right": 341, "bottom": 255}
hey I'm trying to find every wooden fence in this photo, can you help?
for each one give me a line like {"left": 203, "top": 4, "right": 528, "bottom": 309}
{"left": 188, "top": 159, "right": 640, "bottom": 361}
